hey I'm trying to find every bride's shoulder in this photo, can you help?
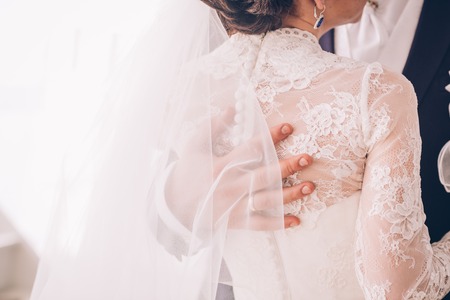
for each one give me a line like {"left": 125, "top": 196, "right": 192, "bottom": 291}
{"left": 361, "top": 62, "right": 415, "bottom": 95}
{"left": 327, "top": 55, "right": 415, "bottom": 96}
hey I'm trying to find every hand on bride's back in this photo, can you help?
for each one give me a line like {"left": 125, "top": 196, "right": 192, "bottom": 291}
{"left": 165, "top": 109, "right": 314, "bottom": 230}
{"left": 269, "top": 123, "right": 315, "bottom": 228}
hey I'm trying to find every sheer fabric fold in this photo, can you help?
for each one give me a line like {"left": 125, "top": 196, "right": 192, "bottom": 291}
{"left": 30, "top": 1, "right": 284, "bottom": 299}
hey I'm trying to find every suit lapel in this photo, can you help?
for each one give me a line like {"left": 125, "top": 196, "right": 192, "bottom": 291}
{"left": 403, "top": 0, "right": 450, "bottom": 104}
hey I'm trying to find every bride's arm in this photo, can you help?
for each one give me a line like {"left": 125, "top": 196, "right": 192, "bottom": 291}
{"left": 355, "top": 64, "right": 450, "bottom": 299}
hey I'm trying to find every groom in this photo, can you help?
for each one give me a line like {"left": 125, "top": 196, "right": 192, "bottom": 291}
{"left": 319, "top": 0, "right": 450, "bottom": 244}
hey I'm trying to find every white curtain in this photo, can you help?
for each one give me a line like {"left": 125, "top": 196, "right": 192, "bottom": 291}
{"left": 0, "top": 0, "right": 157, "bottom": 254}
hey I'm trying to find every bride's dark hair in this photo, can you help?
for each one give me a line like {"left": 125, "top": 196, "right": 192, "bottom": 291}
{"left": 201, "top": 0, "right": 293, "bottom": 34}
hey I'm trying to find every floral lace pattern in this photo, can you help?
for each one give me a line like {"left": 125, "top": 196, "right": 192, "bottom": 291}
{"left": 253, "top": 29, "right": 362, "bottom": 117}
{"left": 205, "top": 28, "right": 450, "bottom": 299}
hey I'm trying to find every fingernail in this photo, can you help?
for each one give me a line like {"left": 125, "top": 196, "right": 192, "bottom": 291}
{"left": 281, "top": 125, "right": 291, "bottom": 135}
{"left": 290, "top": 221, "right": 299, "bottom": 227}
{"left": 299, "top": 158, "right": 309, "bottom": 167}
{"left": 301, "top": 186, "right": 312, "bottom": 195}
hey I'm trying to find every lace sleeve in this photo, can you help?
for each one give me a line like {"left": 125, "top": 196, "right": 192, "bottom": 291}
{"left": 355, "top": 63, "right": 450, "bottom": 300}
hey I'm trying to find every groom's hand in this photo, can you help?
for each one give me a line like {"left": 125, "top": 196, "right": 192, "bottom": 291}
{"left": 165, "top": 110, "right": 315, "bottom": 231}
{"left": 269, "top": 123, "right": 315, "bottom": 228}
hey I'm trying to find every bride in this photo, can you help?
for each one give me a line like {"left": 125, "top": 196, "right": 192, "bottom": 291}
{"left": 30, "top": 0, "right": 450, "bottom": 299}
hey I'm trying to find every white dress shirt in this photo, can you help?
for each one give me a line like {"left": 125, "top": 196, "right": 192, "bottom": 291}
{"left": 334, "top": 0, "right": 424, "bottom": 73}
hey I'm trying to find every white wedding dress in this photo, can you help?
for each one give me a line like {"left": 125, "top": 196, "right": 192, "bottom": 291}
{"left": 27, "top": 1, "right": 450, "bottom": 297}
{"left": 199, "top": 28, "right": 450, "bottom": 299}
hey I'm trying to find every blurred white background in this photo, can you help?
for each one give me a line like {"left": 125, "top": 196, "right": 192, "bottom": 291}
{"left": 0, "top": 0, "right": 159, "bottom": 298}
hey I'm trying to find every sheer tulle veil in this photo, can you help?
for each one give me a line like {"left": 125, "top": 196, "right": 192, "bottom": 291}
{"left": 29, "top": 0, "right": 285, "bottom": 299}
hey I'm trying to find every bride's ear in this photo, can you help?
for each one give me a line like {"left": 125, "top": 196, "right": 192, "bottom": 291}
{"left": 313, "top": 0, "right": 325, "bottom": 10}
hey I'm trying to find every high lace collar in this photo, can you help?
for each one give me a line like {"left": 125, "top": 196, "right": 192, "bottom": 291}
{"left": 269, "top": 27, "right": 320, "bottom": 47}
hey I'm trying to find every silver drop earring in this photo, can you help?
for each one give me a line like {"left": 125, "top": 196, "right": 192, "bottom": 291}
{"left": 313, "top": 5, "right": 326, "bottom": 29}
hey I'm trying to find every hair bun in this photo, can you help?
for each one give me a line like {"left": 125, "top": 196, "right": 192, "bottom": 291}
{"left": 247, "top": 0, "right": 291, "bottom": 16}
{"left": 201, "top": 0, "right": 293, "bottom": 34}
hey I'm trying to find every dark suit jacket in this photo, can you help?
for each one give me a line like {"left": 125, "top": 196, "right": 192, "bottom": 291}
{"left": 406, "top": 1, "right": 450, "bottom": 245}
{"left": 321, "top": 2, "right": 450, "bottom": 298}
